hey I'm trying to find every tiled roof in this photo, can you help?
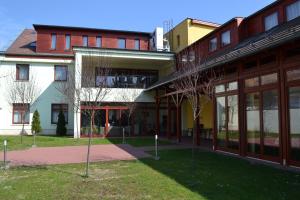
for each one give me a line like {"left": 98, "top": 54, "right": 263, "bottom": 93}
{"left": 6, "top": 29, "right": 37, "bottom": 55}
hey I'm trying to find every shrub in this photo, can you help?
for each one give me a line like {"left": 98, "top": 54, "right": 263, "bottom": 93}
{"left": 56, "top": 110, "right": 67, "bottom": 136}
{"left": 31, "top": 110, "right": 42, "bottom": 134}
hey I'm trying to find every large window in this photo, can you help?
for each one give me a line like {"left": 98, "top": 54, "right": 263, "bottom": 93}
{"left": 215, "top": 81, "right": 239, "bottom": 151}
{"left": 51, "top": 34, "right": 56, "bottom": 49}
{"left": 82, "top": 36, "right": 88, "bottom": 47}
{"left": 245, "top": 73, "right": 280, "bottom": 158}
{"left": 264, "top": 12, "right": 278, "bottom": 31}
{"left": 16, "top": 64, "right": 29, "bottom": 81}
{"left": 13, "top": 104, "right": 29, "bottom": 124}
{"left": 289, "top": 87, "right": 300, "bottom": 162}
{"left": 95, "top": 68, "right": 158, "bottom": 89}
{"left": 221, "top": 30, "right": 231, "bottom": 47}
{"left": 118, "top": 38, "right": 126, "bottom": 49}
{"left": 51, "top": 104, "right": 68, "bottom": 124}
{"left": 286, "top": 0, "right": 300, "bottom": 21}
{"left": 54, "top": 65, "right": 67, "bottom": 81}
{"left": 65, "top": 34, "right": 71, "bottom": 50}
{"left": 209, "top": 37, "right": 217, "bottom": 52}
{"left": 96, "top": 36, "right": 102, "bottom": 48}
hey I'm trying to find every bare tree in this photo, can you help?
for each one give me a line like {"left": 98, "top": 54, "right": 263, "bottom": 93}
{"left": 81, "top": 55, "right": 111, "bottom": 177}
{"left": 6, "top": 72, "right": 40, "bottom": 143}
{"left": 172, "top": 50, "right": 222, "bottom": 145}
{"left": 120, "top": 88, "right": 141, "bottom": 138}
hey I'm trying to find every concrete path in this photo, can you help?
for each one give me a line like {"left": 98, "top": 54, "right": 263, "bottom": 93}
{"left": 1, "top": 144, "right": 151, "bottom": 167}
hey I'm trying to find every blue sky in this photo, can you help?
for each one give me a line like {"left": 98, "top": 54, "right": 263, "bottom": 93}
{"left": 0, "top": 0, "right": 275, "bottom": 51}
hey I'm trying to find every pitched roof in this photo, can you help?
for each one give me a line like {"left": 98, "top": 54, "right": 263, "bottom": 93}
{"left": 146, "top": 17, "right": 300, "bottom": 91}
{"left": 6, "top": 29, "right": 37, "bottom": 55}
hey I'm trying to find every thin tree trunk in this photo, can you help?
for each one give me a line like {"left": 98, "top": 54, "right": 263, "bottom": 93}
{"left": 85, "top": 113, "right": 93, "bottom": 177}
{"left": 21, "top": 123, "right": 25, "bottom": 144}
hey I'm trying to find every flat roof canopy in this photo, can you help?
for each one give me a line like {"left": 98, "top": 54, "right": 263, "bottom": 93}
{"left": 74, "top": 47, "right": 175, "bottom": 70}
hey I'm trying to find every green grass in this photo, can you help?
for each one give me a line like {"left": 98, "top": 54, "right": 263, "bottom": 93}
{"left": 0, "top": 149, "right": 299, "bottom": 200}
{"left": 0, "top": 135, "right": 172, "bottom": 151}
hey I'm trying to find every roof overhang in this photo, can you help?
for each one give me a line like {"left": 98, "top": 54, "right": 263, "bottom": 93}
{"left": 74, "top": 47, "right": 175, "bottom": 69}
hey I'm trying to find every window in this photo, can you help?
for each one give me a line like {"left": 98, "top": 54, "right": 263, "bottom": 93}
{"left": 287, "top": 68, "right": 300, "bottom": 82}
{"left": 16, "top": 64, "right": 29, "bottom": 81}
{"left": 51, "top": 34, "right": 56, "bottom": 49}
{"left": 82, "top": 36, "right": 88, "bottom": 47}
{"left": 134, "top": 39, "right": 140, "bottom": 50}
{"left": 286, "top": 0, "right": 300, "bottom": 21}
{"left": 264, "top": 12, "right": 278, "bottom": 31}
{"left": 95, "top": 68, "right": 158, "bottom": 89}
{"left": 221, "top": 31, "right": 231, "bottom": 46}
{"left": 51, "top": 104, "right": 68, "bottom": 124}
{"left": 13, "top": 104, "right": 29, "bottom": 124}
{"left": 96, "top": 36, "right": 102, "bottom": 48}
{"left": 118, "top": 38, "right": 126, "bottom": 49}
{"left": 54, "top": 65, "right": 68, "bottom": 81}
{"left": 65, "top": 34, "right": 71, "bottom": 50}
{"left": 209, "top": 37, "right": 217, "bottom": 52}
{"left": 245, "top": 77, "right": 259, "bottom": 88}
{"left": 261, "top": 73, "right": 278, "bottom": 85}
{"left": 177, "top": 35, "right": 180, "bottom": 47}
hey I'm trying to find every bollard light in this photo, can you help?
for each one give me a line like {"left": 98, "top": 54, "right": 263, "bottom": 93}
{"left": 3, "top": 140, "right": 7, "bottom": 169}
{"left": 154, "top": 134, "right": 159, "bottom": 160}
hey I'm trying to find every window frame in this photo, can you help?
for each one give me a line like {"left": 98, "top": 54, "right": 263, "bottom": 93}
{"left": 209, "top": 37, "right": 218, "bottom": 52}
{"left": 51, "top": 33, "right": 57, "bottom": 50}
{"left": 286, "top": 0, "right": 300, "bottom": 21}
{"left": 12, "top": 103, "right": 30, "bottom": 124}
{"left": 16, "top": 64, "right": 29, "bottom": 81}
{"left": 82, "top": 35, "right": 88, "bottom": 47}
{"left": 96, "top": 36, "right": 102, "bottom": 48}
{"left": 65, "top": 34, "right": 71, "bottom": 50}
{"left": 54, "top": 65, "right": 68, "bottom": 82}
{"left": 134, "top": 39, "right": 140, "bottom": 50}
{"left": 264, "top": 12, "right": 279, "bottom": 31}
{"left": 51, "top": 104, "right": 69, "bottom": 124}
{"left": 221, "top": 30, "right": 231, "bottom": 47}
{"left": 117, "top": 38, "right": 126, "bottom": 49}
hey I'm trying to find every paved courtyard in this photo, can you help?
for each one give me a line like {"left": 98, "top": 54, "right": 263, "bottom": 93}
{"left": 1, "top": 144, "right": 152, "bottom": 166}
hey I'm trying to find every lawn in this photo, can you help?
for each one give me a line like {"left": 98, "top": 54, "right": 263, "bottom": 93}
{"left": 0, "top": 135, "right": 172, "bottom": 151}
{"left": 0, "top": 149, "right": 299, "bottom": 200}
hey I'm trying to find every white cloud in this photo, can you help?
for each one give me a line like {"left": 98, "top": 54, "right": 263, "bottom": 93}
{"left": 0, "top": 7, "right": 25, "bottom": 51}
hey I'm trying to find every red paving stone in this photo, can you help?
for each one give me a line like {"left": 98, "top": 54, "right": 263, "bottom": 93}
{"left": 1, "top": 144, "right": 152, "bottom": 166}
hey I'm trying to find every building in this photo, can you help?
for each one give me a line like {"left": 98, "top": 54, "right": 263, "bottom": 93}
{"left": 148, "top": 0, "right": 300, "bottom": 167}
{"left": 0, "top": 25, "right": 174, "bottom": 136}
{"left": 164, "top": 18, "right": 219, "bottom": 53}
{"left": 0, "top": 0, "right": 300, "bottom": 168}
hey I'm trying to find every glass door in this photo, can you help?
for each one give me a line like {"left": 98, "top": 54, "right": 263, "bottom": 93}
{"left": 288, "top": 86, "right": 300, "bottom": 163}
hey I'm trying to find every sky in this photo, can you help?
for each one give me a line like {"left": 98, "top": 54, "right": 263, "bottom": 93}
{"left": 0, "top": 0, "right": 276, "bottom": 51}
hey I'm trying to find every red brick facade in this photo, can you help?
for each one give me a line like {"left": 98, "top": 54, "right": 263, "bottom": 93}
{"left": 35, "top": 26, "right": 150, "bottom": 54}
{"left": 177, "top": 0, "right": 299, "bottom": 69}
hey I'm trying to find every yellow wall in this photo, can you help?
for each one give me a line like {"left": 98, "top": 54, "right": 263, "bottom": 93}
{"left": 165, "top": 18, "right": 216, "bottom": 53}
{"left": 181, "top": 96, "right": 213, "bottom": 130}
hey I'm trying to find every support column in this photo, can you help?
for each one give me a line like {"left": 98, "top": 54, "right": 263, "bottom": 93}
{"left": 196, "top": 96, "right": 200, "bottom": 145}
{"left": 155, "top": 90, "right": 160, "bottom": 136}
{"left": 167, "top": 96, "right": 171, "bottom": 139}
{"left": 74, "top": 53, "right": 82, "bottom": 138}
{"left": 176, "top": 104, "right": 181, "bottom": 143}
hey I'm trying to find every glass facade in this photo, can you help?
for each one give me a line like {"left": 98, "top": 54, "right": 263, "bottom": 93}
{"left": 246, "top": 93, "right": 261, "bottom": 154}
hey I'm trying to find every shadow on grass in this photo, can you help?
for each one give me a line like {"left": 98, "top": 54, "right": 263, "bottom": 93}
{"left": 105, "top": 136, "right": 300, "bottom": 200}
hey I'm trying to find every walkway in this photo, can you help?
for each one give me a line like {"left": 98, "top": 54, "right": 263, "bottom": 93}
{"left": 2, "top": 144, "right": 151, "bottom": 167}
{"left": 1, "top": 143, "right": 193, "bottom": 167}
